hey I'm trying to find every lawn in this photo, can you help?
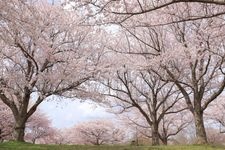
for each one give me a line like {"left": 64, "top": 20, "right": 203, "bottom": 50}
{"left": 0, "top": 142, "right": 224, "bottom": 150}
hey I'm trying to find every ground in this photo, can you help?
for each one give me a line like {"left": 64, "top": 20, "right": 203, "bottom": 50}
{"left": 0, "top": 142, "right": 225, "bottom": 150}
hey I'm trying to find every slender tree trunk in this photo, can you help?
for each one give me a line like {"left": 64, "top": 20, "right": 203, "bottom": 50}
{"left": 32, "top": 138, "right": 36, "bottom": 144}
{"left": 151, "top": 123, "right": 160, "bottom": 146}
{"left": 193, "top": 109, "right": 207, "bottom": 144}
{"left": 13, "top": 118, "right": 26, "bottom": 142}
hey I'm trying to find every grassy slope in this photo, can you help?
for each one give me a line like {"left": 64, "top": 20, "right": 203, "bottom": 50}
{"left": 0, "top": 142, "right": 224, "bottom": 150}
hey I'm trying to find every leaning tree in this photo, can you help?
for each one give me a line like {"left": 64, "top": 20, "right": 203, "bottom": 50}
{"left": 0, "top": 0, "right": 104, "bottom": 141}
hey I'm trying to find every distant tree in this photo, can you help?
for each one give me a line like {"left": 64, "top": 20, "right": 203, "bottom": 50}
{"left": 49, "top": 129, "right": 74, "bottom": 145}
{"left": 73, "top": 120, "right": 124, "bottom": 145}
{"left": 205, "top": 98, "right": 225, "bottom": 134}
{"left": 25, "top": 111, "right": 55, "bottom": 144}
{"left": 206, "top": 127, "right": 225, "bottom": 144}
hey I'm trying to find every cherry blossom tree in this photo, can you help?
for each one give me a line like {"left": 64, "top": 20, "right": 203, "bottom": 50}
{"left": 137, "top": 20, "right": 225, "bottom": 144}
{"left": 104, "top": 7, "right": 225, "bottom": 144}
{"left": 25, "top": 111, "right": 55, "bottom": 144}
{"left": 0, "top": 0, "right": 104, "bottom": 142}
{"left": 205, "top": 97, "right": 225, "bottom": 134}
{"left": 0, "top": 101, "right": 56, "bottom": 144}
{"left": 102, "top": 11, "right": 225, "bottom": 145}
{"left": 171, "top": 122, "right": 199, "bottom": 144}
{"left": 51, "top": 128, "right": 76, "bottom": 145}
{"left": 72, "top": 120, "right": 124, "bottom": 145}
{"left": 31, "top": 128, "right": 69, "bottom": 144}
{"left": 158, "top": 112, "right": 191, "bottom": 145}
{"left": 0, "top": 101, "right": 13, "bottom": 142}
{"left": 66, "top": 0, "right": 225, "bottom": 26}
{"left": 119, "top": 109, "right": 191, "bottom": 145}
{"left": 206, "top": 127, "right": 225, "bottom": 144}
{"left": 94, "top": 65, "right": 189, "bottom": 145}
{"left": 2, "top": 0, "right": 225, "bottom": 145}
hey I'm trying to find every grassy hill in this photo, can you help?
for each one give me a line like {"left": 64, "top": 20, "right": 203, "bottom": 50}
{"left": 0, "top": 142, "right": 224, "bottom": 150}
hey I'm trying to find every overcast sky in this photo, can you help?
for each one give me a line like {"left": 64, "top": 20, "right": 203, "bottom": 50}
{"left": 39, "top": 99, "right": 115, "bottom": 129}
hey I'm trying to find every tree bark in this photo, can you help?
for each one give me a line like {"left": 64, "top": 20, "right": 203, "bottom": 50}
{"left": 161, "top": 138, "right": 167, "bottom": 145}
{"left": 194, "top": 109, "right": 207, "bottom": 144}
{"left": 151, "top": 123, "right": 160, "bottom": 145}
{"left": 32, "top": 139, "right": 36, "bottom": 144}
{"left": 13, "top": 118, "right": 26, "bottom": 142}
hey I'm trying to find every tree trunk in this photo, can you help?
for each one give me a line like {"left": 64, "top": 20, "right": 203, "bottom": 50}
{"left": 151, "top": 123, "right": 160, "bottom": 146}
{"left": 32, "top": 138, "right": 36, "bottom": 144}
{"left": 13, "top": 118, "right": 26, "bottom": 142}
{"left": 194, "top": 110, "right": 207, "bottom": 144}
{"left": 96, "top": 138, "right": 100, "bottom": 146}
{"left": 0, "top": 129, "right": 2, "bottom": 142}
{"left": 161, "top": 138, "right": 167, "bottom": 145}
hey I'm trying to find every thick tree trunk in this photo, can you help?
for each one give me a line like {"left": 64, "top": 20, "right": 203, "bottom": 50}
{"left": 151, "top": 123, "right": 160, "bottom": 146}
{"left": 95, "top": 138, "right": 100, "bottom": 146}
{"left": 194, "top": 110, "right": 207, "bottom": 144}
{"left": 13, "top": 118, "right": 26, "bottom": 142}
{"left": 0, "top": 129, "right": 2, "bottom": 142}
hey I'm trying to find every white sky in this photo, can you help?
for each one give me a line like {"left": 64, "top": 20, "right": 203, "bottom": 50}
{"left": 39, "top": 99, "right": 115, "bottom": 129}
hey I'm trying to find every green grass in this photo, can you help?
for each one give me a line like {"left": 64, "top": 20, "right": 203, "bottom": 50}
{"left": 0, "top": 142, "right": 224, "bottom": 150}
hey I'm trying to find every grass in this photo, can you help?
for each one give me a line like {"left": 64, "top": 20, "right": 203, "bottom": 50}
{"left": 0, "top": 141, "right": 224, "bottom": 150}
